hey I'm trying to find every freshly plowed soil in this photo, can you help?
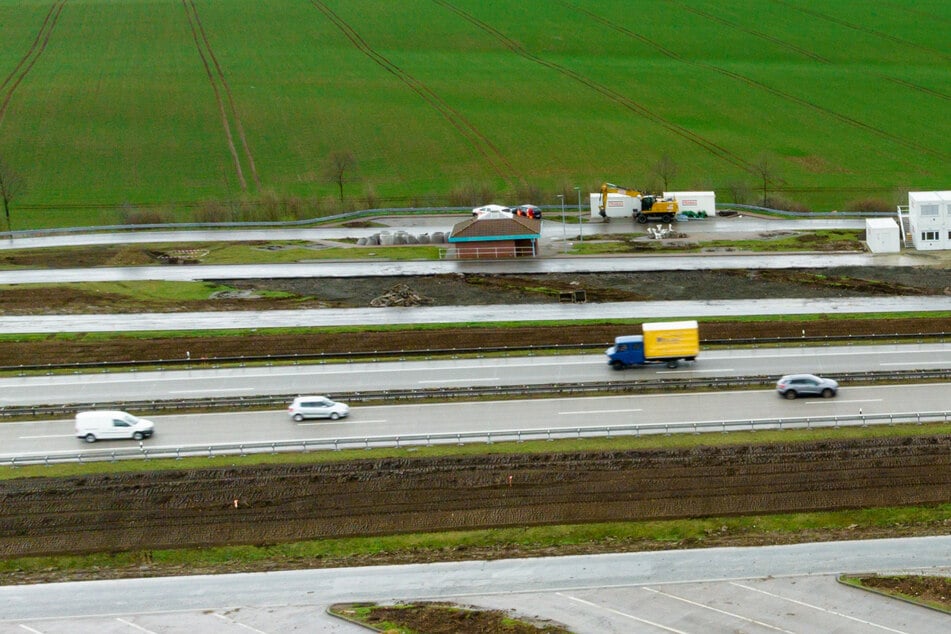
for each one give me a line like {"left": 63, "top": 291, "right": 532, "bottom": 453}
{"left": 2, "top": 436, "right": 949, "bottom": 562}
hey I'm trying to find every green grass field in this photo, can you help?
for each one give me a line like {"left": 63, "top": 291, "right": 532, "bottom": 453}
{"left": 1, "top": 0, "right": 949, "bottom": 228}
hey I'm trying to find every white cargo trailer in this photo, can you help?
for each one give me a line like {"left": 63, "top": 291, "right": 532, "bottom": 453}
{"left": 663, "top": 191, "right": 716, "bottom": 216}
{"left": 589, "top": 192, "right": 641, "bottom": 219}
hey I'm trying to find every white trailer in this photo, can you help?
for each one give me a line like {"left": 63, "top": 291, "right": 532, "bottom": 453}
{"left": 663, "top": 191, "right": 716, "bottom": 216}
{"left": 589, "top": 193, "right": 641, "bottom": 219}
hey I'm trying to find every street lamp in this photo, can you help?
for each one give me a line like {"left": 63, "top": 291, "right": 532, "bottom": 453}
{"left": 557, "top": 194, "right": 567, "bottom": 253}
{"left": 574, "top": 186, "right": 583, "bottom": 243}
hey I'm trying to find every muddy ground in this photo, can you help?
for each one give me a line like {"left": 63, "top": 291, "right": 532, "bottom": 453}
{"left": 2, "top": 436, "right": 950, "bottom": 569}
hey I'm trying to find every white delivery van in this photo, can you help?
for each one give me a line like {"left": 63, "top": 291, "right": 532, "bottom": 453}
{"left": 75, "top": 410, "right": 155, "bottom": 443}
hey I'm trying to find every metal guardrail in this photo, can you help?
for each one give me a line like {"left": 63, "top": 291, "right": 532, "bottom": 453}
{"left": 2, "top": 333, "right": 948, "bottom": 374}
{"left": 2, "top": 410, "right": 948, "bottom": 467}
{"left": 1, "top": 370, "right": 947, "bottom": 419}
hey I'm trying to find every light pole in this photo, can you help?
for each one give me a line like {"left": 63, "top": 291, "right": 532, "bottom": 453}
{"left": 574, "top": 186, "right": 583, "bottom": 243}
{"left": 557, "top": 194, "right": 567, "bottom": 253}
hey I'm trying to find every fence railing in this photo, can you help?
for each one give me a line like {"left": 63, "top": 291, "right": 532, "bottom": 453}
{"left": 2, "top": 410, "right": 948, "bottom": 467}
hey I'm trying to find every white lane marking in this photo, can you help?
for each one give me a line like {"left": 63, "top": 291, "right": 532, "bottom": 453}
{"left": 170, "top": 388, "right": 250, "bottom": 394}
{"left": 297, "top": 419, "right": 387, "bottom": 426}
{"left": 559, "top": 409, "right": 642, "bottom": 415}
{"left": 558, "top": 593, "right": 688, "bottom": 633}
{"left": 212, "top": 612, "right": 270, "bottom": 633}
{"left": 418, "top": 377, "right": 499, "bottom": 384}
{"left": 660, "top": 368, "right": 734, "bottom": 373}
{"left": 805, "top": 399, "right": 883, "bottom": 405}
{"left": 116, "top": 617, "right": 157, "bottom": 633}
{"left": 731, "top": 582, "right": 911, "bottom": 633}
{"left": 18, "top": 625, "right": 44, "bottom": 633}
{"left": 19, "top": 434, "right": 75, "bottom": 439}
{"left": 879, "top": 361, "right": 951, "bottom": 366}
{"left": 642, "top": 586, "right": 794, "bottom": 633}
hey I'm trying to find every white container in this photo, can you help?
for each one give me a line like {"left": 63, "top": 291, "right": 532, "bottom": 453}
{"left": 865, "top": 218, "right": 900, "bottom": 253}
{"left": 908, "top": 191, "right": 951, "bottom": 251}
{"left": 664, "top": 191, "right": 716, "bottom": 216}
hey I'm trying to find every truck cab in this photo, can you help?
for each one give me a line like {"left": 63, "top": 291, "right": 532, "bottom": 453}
{"left": 606, "top": 335, "right": 647, "bottom": 368}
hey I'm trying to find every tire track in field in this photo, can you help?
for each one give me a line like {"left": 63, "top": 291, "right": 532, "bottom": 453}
{"left": 308, "top": 0, "right": 515, "bottom": 179}
{"left": 182, "top": 0, "right": 258, "bottom": 191}
{"left": 562, "top": 1, "right": 948, "bottom": 161}
{"left": 0, "top": 0, "right": 68, "bottom": 128}
{"left": 433, "top": 0, "right": 752, "bottom": 171}
{"left": 773, "top": 0, "right": 951, "bottom": 63}
{"left": 673, "top": 2, "right": 951, "bottom": 103}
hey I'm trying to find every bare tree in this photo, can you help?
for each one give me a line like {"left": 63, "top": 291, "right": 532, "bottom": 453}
{"left": 752, "top": 154, "right": 779, "bottom": 207}
{"left": 725, "top": 180, "right": 751, "bottom": 205}
{"left": 651, "top": 154, "right": 678, "bottom": 191}
{"left": 323, "top": 151, "right": 357, "bottom": 202}
{"left": 0, "top": 154, "right": 25, "bottom": 232}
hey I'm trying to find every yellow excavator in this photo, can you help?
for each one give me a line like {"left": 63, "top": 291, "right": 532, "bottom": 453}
{"left": 598, "top": 182, "right": 678, "bottom": 223}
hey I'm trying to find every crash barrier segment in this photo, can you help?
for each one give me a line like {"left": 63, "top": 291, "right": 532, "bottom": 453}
{"left": 1, "top": 333, "right": 948, "bottom": 374}
{"left": 0, "top": 369, "right": 948, "bottom": 420}
{"left": 2, "top": 410, "right": 948, "bottom": 467}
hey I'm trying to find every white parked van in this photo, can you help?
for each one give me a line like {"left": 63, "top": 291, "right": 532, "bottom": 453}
{"left": 75, "top": 410, "right": 155, "bottom": 443}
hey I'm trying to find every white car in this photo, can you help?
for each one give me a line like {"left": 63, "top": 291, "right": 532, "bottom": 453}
{"left": 288, "top": 396, "right": 350, "bottom": 421}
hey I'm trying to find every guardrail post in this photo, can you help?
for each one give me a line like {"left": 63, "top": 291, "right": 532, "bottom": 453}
{"left": 176, "top": 448, "right": 181, "bottom": 460}
{"left": 486, "top": 432, "right": 493, "bottom": 445}
{"left": 111, "top": 451, "right": 117, "bottom": 462}
{"left": 458, "top": 433, "right": 463, "bottom": 446}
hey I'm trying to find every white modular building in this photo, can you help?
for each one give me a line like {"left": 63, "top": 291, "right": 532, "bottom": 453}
{"left": 864, "top": 218, "right": 900, "bottom": 253}
{"left": 907, "top": 191, "right": 951, "bottom": 250}
{"left": 664, "top": 191, "right": 716, "bottom": 216}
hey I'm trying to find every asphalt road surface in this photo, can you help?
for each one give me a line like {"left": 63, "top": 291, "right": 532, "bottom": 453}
{"left": 3, "top": 297, "right": 951, "bottom": 333}
{"left": 2, "top": 383, "right": 947, "bottom": 459}
{"left": 0, "top": 537, "right": 948, "bottom": 632}
{"left": 1, "top": 343, "right": 946, "bottom": 405}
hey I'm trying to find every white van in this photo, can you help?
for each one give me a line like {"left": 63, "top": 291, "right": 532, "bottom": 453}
{"left": 75, "top": 410, "right": 155, "bottom": 443}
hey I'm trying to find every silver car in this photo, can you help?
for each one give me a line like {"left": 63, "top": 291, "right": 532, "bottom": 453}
{"left": 288, "top": 396, "right": 350, "bottom": 421}
{"left": 776, "top": 374, "right": 839, "bottom": 399}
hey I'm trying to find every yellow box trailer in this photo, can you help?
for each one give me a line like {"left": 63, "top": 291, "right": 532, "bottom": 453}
{"left": 606, "top": 320, "right": 699, "bottom": 370}
{"left": 642, "top": 321, "right": 699, "bottom": 359}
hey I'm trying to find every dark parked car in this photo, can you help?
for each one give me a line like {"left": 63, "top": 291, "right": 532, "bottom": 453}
{"left": 513, "top": 204, "right": 542, "bottom": 219}
{"left": 775, "top": 374, "right": 839, "bottom": 399}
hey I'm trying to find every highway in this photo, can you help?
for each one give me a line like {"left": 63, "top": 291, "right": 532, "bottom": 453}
{"left": 2, "top": 384, "right": 947, "bottom": 458}
{"left": 2, "top": 343, "right": 947, "bottom": 406}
